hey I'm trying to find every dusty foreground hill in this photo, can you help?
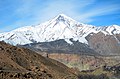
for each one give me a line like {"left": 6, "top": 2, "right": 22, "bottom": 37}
{"left": 0, "top": 41, "right": 78, "bottom": 79}
{"left": 1, "top": 41, "right": 120, "bottom": 79}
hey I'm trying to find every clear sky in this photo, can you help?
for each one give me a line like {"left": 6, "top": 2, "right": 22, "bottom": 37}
{"left": 0, "top": 0, "right": 120, "bottom": 32}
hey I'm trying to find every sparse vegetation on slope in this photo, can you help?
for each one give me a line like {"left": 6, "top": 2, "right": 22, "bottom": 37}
{"left": 0, "top": 41, "right": 78, "bottom": 79}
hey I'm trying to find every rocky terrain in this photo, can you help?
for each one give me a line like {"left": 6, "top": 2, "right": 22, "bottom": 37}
{"left": 21, "top": 38, "right": 120, "bottom": 71}
{"left": 86, "top": 32, "right": 120, "bottom": 55}
{"left": 40, "top": 53, "right": 120, "bottom": 71}
{"left": 0, "top": 41, "right": 120, "bottom": 79}
{"left": 0, "top": 41, "right": 78, "bottom": 79}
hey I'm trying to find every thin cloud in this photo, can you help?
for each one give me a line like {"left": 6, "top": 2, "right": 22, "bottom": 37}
{"left": 7, "top": 0, "right": 120, "bottom": 29}
{"left": 76, "top": 3, "right": 120, "bottom": 23}
{"left": 14, "top": 0, "right": 96, "bottom": 24}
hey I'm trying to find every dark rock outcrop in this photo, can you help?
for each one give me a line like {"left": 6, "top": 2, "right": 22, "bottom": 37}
{"left": 21, "top": 39, "right": 98, "bottom": 55}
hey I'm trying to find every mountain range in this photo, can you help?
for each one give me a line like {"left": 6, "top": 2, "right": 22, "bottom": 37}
{"left": 0, "top": 14, "right": 120, "bottom": 55}
{"left": 0, "top": 14, "right": 120, "bottom": 79}
{"left": 0, "top": 14, "right": 120, "bottom": 45}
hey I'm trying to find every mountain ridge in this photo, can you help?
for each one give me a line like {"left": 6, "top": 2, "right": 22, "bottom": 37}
{"left": 0, "top": 14, "right": 120, "bottom": 45}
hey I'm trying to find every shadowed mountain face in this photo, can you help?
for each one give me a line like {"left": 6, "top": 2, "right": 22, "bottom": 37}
{"left": 0, "top": 41, "right": 78, "bottom": 79}
{"left": 22, "top": 39, "right": 98, "bottom": 55}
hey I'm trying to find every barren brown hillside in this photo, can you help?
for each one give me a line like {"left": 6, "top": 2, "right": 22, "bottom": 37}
{"left": 0, "top": 41, "right": 78, "bottom": 79}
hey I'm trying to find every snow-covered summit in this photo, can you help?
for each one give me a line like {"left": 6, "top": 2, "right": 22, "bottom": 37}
{"left": 0, "top": 14, "right": 120, "bottom": 45}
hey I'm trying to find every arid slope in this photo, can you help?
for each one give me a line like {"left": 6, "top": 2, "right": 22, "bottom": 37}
{"left": 0, "top": 41, "right": 78, "bottom": 79}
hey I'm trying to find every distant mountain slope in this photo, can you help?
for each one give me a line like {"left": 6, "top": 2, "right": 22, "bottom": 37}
{"left": 0, "top": 14, "right": 120, "bottom": 55}
{"left": 0, "top": 41, "right": 78, "bottom": 79}
{"left": 22, "top": 39, "right": 98, "bottom": 55}
{"left": 0, "top": 14, "right": 120, "bottom": 46}
{"left": 86, "top": 32, "right": 120, "bottom": 55}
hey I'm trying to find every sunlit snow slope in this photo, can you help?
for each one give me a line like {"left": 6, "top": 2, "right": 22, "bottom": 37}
{"left": 0, "top": 14, "right": 120, "bottom": 45}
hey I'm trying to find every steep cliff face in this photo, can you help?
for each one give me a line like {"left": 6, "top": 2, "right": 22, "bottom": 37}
{"left": 86, "top": 32, "right": 120, "bottom": 55}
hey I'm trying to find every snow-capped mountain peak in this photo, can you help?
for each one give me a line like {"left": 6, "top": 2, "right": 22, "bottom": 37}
{"left": 55, "top": 14, "right": 77, "bottom": 22}
{"left": 39, "top": 14, "right": 79, "bottom": 29}
{"left": 0, "top": 14, "right": 120, "bottom": 45}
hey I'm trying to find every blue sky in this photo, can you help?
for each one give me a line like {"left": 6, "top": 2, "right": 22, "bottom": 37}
{"left": 0, "top": 0, "right": 120, "bottom": 32}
